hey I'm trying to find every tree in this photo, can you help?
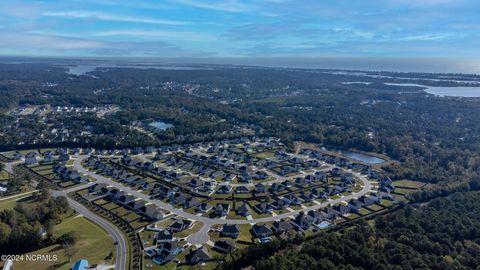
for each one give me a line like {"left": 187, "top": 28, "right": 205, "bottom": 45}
{"left": 59, "top": 231, "right": 77, "bottom": 247}
{"left": 0, "top": 222, "right": 12, "bottom": 245}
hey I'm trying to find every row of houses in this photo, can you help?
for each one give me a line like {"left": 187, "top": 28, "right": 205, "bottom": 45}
{"left": 54, "top": 163, "right": 88, "bottom": 183}
{"left": 88, "top": 183, "right": 165, "bottom": 220}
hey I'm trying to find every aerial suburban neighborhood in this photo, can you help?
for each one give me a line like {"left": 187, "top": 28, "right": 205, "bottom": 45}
{"left": 1, "top": 135, "right": 412, "bottom": 269}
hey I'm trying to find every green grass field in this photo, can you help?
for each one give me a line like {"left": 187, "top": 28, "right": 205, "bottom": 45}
{"left": 393, "top": 179, "right": 425, "bottom": 189}
{"left": 0, "top": 195, "right": 35, "bottom": 210}
{"left": 0, "top": 170, "right": 9, "bottom": 180}
{"left": 394, "top": 188, "right": 416, "bottom": 195}
{"left": 14, "top": 215, "right": 116, "bottom": 270}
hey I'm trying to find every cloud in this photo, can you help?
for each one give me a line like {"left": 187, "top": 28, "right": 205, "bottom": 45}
{"left": 43, "top": 11, "right": 189, "bottom": 25}
{"left": 402, "top": 33, "right": 454, "bottom": 41}
{"left": 387, "top": 0, "right": 464, "bottom": 7}
{"left": 0, "top": 32, "right": 104, "bottom": 50}
{"left": 0, "top": 31, "right": 214, "bottom": 57}
{"left": 94, "top": 30, "right": 217, "bottom": 41}
{"left": 175, "top": 0, "right": 254, "bottom": 13}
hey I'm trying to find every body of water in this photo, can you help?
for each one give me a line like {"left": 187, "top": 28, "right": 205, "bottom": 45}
{"left": 341, "top": 151, "right": 385, "bottom": 164}
{"left": 148, "top": 121, "right": 174, "bottom": 130}
{"left": 66, "top": 64, "right": 212, "bottom": 75}
{"left": 385, "top": 83, "right": 480, "bottom": 97}
{"left": 424, "top": 86, "right": 480, "bottom": 97}
{"left": 67, "top": 65, "right": 98, "bottom": 75}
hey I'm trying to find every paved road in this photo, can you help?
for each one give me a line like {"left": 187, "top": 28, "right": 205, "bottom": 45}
{"left": 70, "top": 155, "right": 373, "bottom": 245}
{"left": 52, "top": 189, "right": 128, "bottom": 270}
{"left": 0, "top": 190, "right": 37, "bottom": 201}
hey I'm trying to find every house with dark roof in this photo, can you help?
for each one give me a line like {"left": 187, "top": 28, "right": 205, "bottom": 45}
{"left": 88, "top": 183, "right": 108, "bottom": 194}
{"left": 216, "top": 184, "right": 232, "bottom": 194}
{"left": 254, "top": 202, "right": 273, "bottom": 214}
{"left": 312, "top": 189, "right": 327, "bottom": 199}
{"left": 269, "top": 183, "right": 285, "bottom": 193}
{"left": 215, "top": 203, "right": 230, "bottom": 217}
{"left": 254, "top": 183, "right": 267, "bottom": 193}
{"left": 117, "top": 194, "right": 136, "bottom": 205}
{"left": 358, "top": 196, "right": 375, "bottom": 207}
{"left": 292, "top": 212, "right": 314, "bottom": 230}
{"left": 252, "top": 224, "right": 273, "bottom": 238}
{"left": 333, "top": 204, "right": 350, "bottom": 215}
{"left": 324, "top": 207, "right": 340, "bottom": 219}
{"left": 214, "top": 240, "right": 236, "bottom": 253}
{"left": 284, "top": 194, "right": 303, "bottom": 205}
{"left": 272, "top": 220, "right": 294, "bottom": 235}
{"left": 307, "top": 209, "right": 328, "bottom": 224}
{"left": 189, "top": 178, "right": 203, "bottom": 188}
{"left": 299, "top": 192, "right": 315, "bottom": 202}
{"left": 184, "top": 197, "right": 201, "bottom": 209}
{"left": 185, "top": 247, "right": 210, "bottom": 264}
{"left": 168, "top": 219, "right": 192, "bottom": 232}
{"left": 271, "top": 198, "right": 290, "bottom": 210}
{"left": 24, "top": 152, "right": 38, "bottom": 165}
{"left": 348, "top": 199, "right": 364, "bottom": 213}
{"left": 196, "top": 202, "right": 212, "bottom": 213}
{"left": 236, "top": 203, "right": 250, "bottom": 217}
{"left": 158, "top": 241, "right": 183, "bottom": 257}
{"left": 156, "top": 230, "right": 174, "bottom": 243}
{"left": 221, "top": 224, "right": 240, "bottom": 238}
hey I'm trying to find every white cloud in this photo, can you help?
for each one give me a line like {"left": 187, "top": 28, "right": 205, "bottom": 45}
{"left": 176, "top": 0, "right": 254, "bottom": 13}
{"left": 402, "top": 33, "right": 453, "bottom": 41}
{"left": 94, "top": 30, "right": 217, "bottom": 41}
{"left": 43, "top": 11, "right": 189, "bottom": 25}
{"left": 0, "top": 32, "right": 104, "bottom": 49}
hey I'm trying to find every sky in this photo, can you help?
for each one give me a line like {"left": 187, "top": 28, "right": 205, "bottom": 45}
{"left": 0, "top": 0, "right": 479, "bottom": 60}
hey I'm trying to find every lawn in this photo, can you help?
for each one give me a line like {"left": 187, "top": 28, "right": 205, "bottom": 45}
{"left": 393, "top": 193, "right": 408, "bottom": 202}
{"left": 380, "top": 199, "right": 394, "bottom": 207}
{"left": 249, "top": 210, "right": 272, "bottom": 219}
{"left": 174, "top": 221, "right": 203, "bottom": 238}
{"left": 289, "top": 205, "right": 303, "bottom": 210}
{"left": 139, "top": 230, "right": 157, "bottom": 247}
{"left": 367, "top": 204, "right": 384, "bottom": 211}
{"left": 144, "top": 259, "right": 177, "bottom": 270}
{"left": 112, "top": 206, "right": 130, "bottom": 216}
{"left": 131, "top": 220, "right": 152, "bottom": 230}
{"left": 14, "top": 215, "right": 116, "bottom": 270}
{"left": 253, "top": 152, "right": 274, "bottom": 159}
{"left": 0, "top": 170, "right": 10, "bottom": 180}
{"left": 227, "top": 211, "right": 247, "bottom": 220}
{"left": 352, "top": 185, "right": 364, "bottom": 192}
{"left": 359, "top": 208, "right": 372, "bottom": 215}
{"left": 393, "top": 180, "right": 425, "bottom": 189}
{"left": 0, "top": 195, "right": 35, "bottom": 210}
{"left": 237, "top": 224, "right": 254, "bottom": 244}
{"left": 273, "top": 208, "right": 290, "bottom": 215}
{"left": 101, "top": 202, "right": 119, "bottom": 211}
{"left": 394, "top": 187, "right": 416, "bottom": 195}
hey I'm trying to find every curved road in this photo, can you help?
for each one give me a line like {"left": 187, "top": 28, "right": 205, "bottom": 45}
{"left": 3, "top": 159, "right": 128, "bottom": 269}
{"left": 70, "top": 155, "right": 373, "bottom": 245}
{"left": 52, "top": 189, "right": 128, "bottom": 270}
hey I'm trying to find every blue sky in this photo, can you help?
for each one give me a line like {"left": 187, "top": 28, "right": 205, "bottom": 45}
{"left": 0, "top": 0, "right": 479, "bottom": 58}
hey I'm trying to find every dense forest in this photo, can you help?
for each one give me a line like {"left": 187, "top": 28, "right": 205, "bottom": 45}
{"left": 218, "top": 190, "right": 480, "bottom": 270}
{"left": 0, "top": 186, "right": 71, "bottom": 254}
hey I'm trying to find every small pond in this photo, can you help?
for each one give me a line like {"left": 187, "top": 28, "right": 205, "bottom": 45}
{"left": 148, "top": 121, "right": 174, "bottom": 130}
{"left": 340, "top": 151, "right": 385, "bottom": 164}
